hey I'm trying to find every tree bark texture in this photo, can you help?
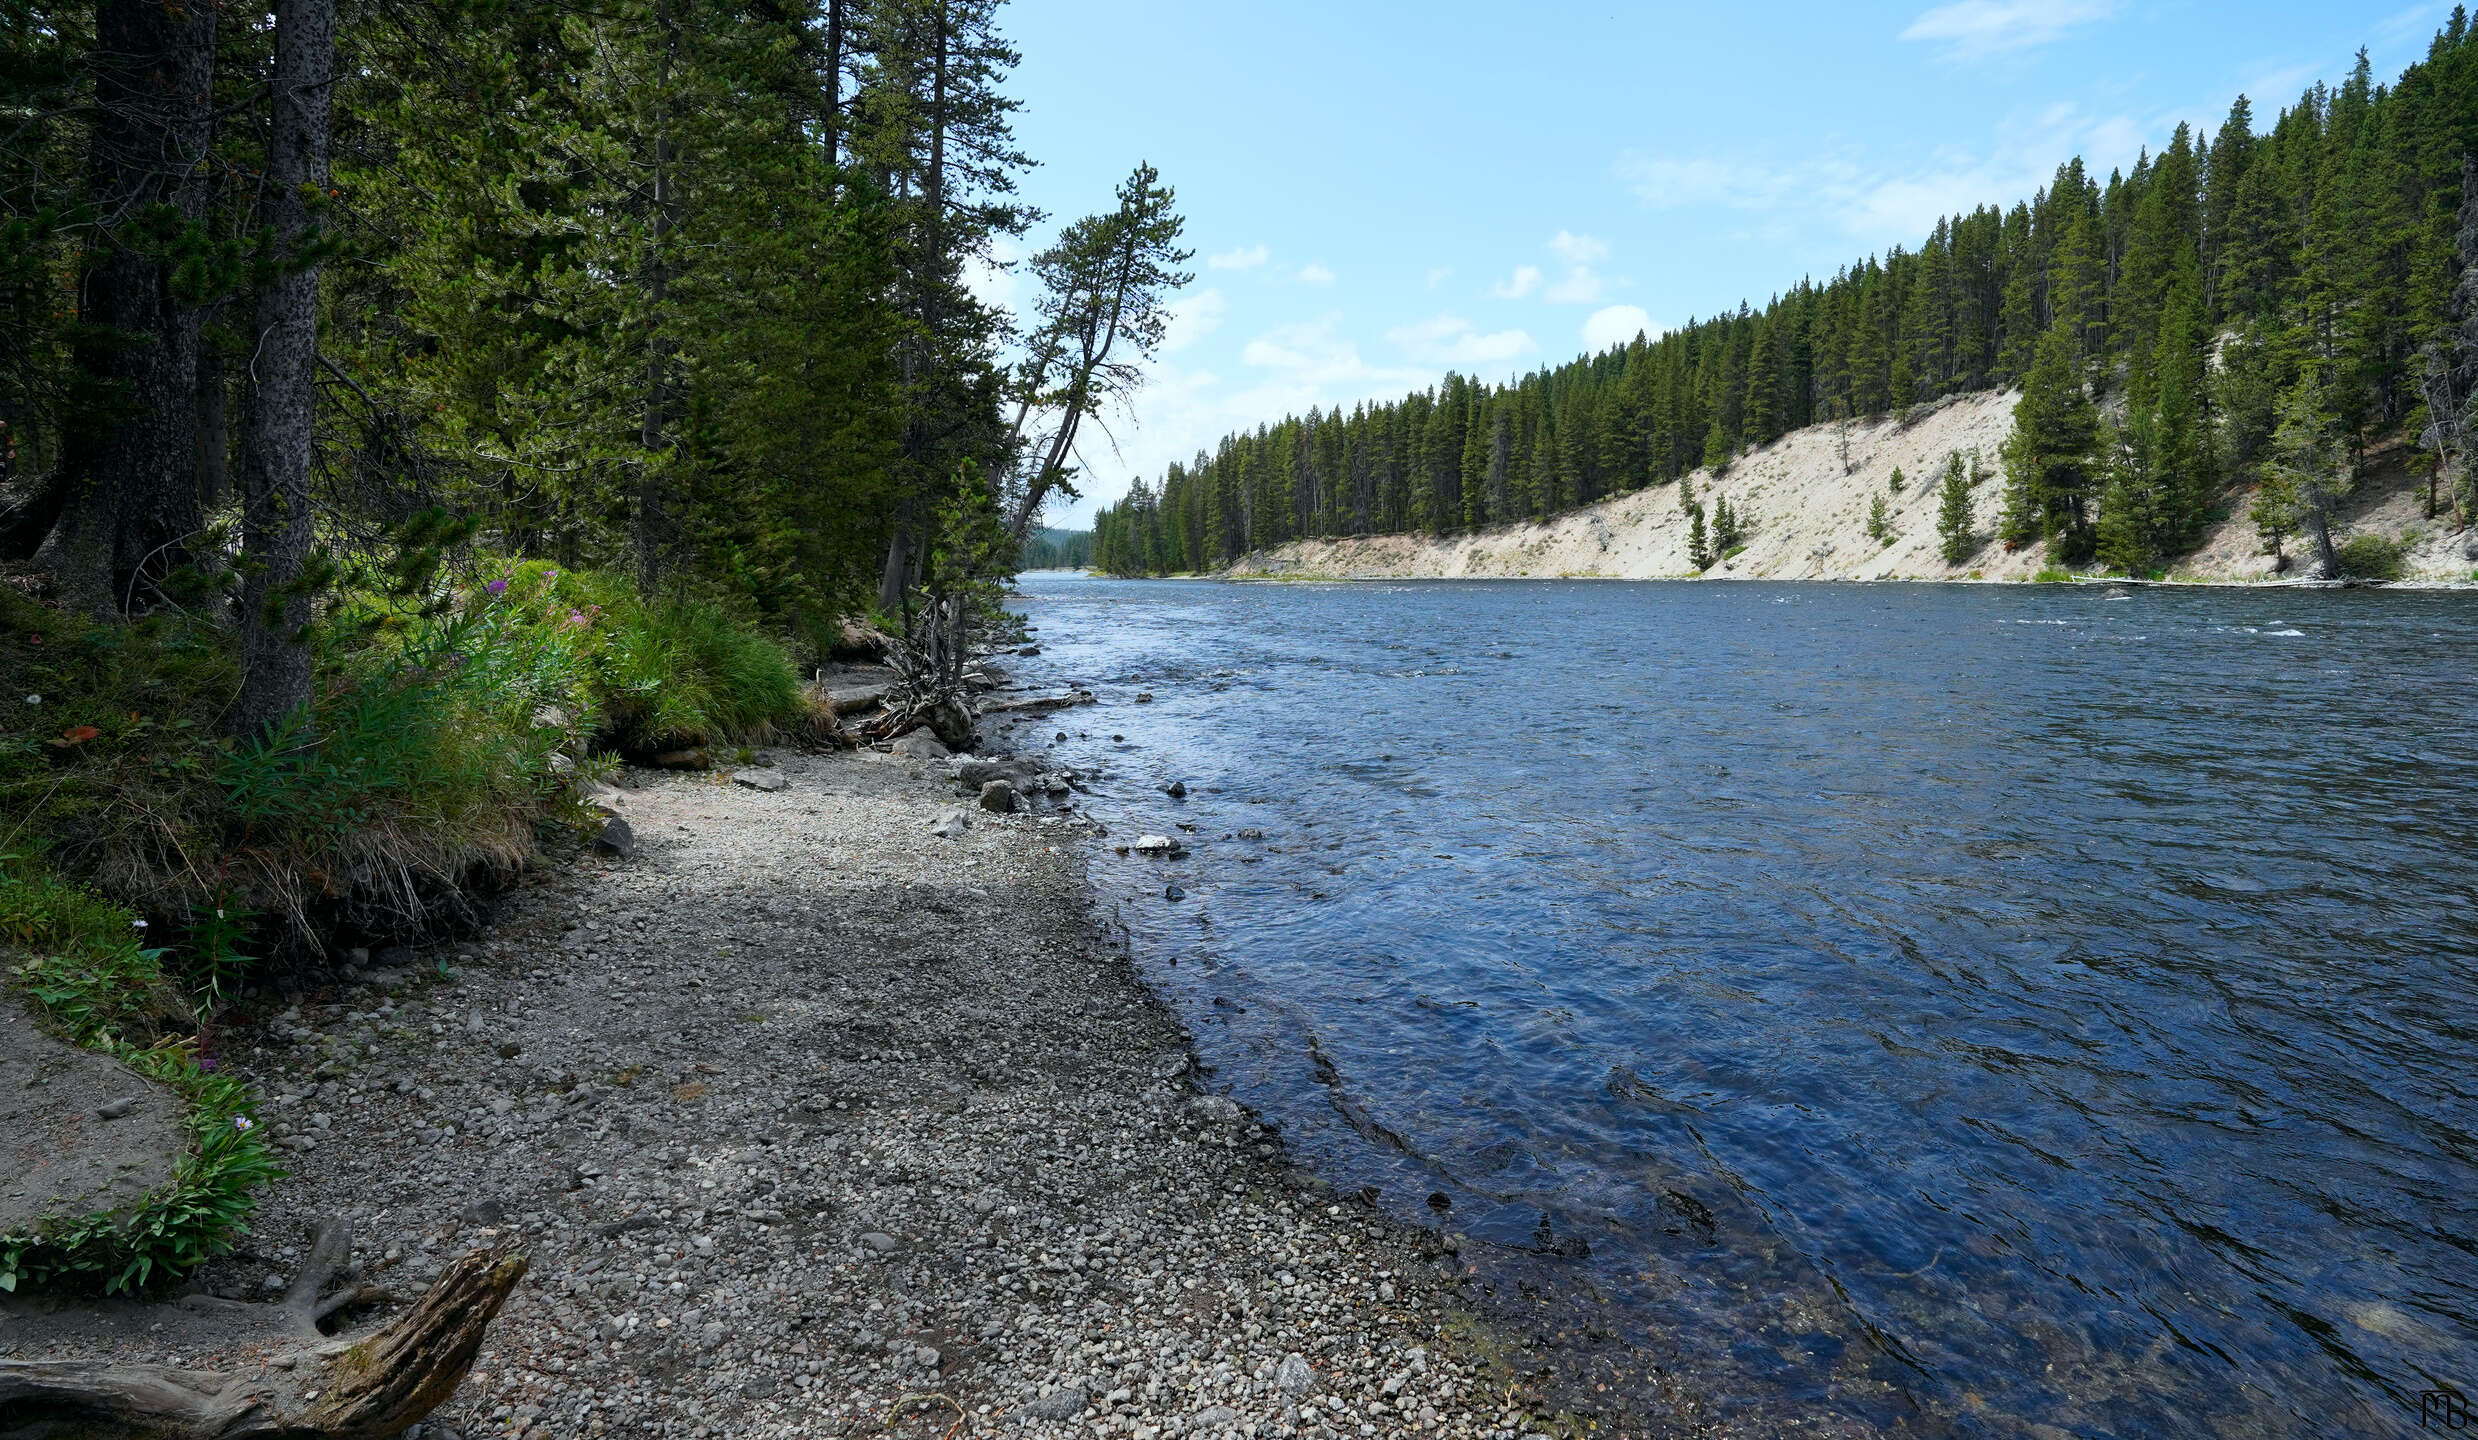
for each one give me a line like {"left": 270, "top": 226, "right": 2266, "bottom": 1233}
{"left": 40, "top": 0, "right": 217, "bottom": 616}
{"left": 0, "top": 1226, "right": 526, "bottom": 1440}
{"left": 232, "top": 0, "right": 335, "bottom": 743}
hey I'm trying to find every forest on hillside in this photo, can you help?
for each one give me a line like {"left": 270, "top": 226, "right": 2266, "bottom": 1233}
{"left": 1095, "top": 25, "right": 2478, "bottom": 580}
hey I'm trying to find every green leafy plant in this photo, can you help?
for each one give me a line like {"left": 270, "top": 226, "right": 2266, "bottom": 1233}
{"left": 2335, "top": 533, "right": 2407, "bottom": 581}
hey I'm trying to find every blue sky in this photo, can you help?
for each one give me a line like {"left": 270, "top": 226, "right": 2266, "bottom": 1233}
{"left": 990, "top": 0, "right": 2442, "bottom": 528}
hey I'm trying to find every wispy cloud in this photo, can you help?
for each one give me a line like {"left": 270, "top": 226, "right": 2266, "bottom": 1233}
{"left": 1161, "top": 288, "right": 1227, "bottom": 354}
{"left": 1616, "top": 99, "right": 2161, "bottom": 252}
{"left": 1616, "top": 153, "right": 1816, "bottom": 211}
{"left": 1387, "top": 314, "right": 1538, "bottom": 369}
{"left": 1547, "top": 231, "right": 1609, "bottom": 265}
{"left": 1582, "top": 305, "right": 1659, "bottom": 353}
{"left": 1208, "top": 243, "right": 1270, "bottom": 271}
{"left": 1899, "top": 0, "right": 2120, "bottom": 63}
{"left": 1492, "top": 265, "right": 1543, "bottom": 300}
{"left": 1297, "top": 262, "right": 1337, "bottom": 286}
{"left": 1426, "top": 266, "right": 1453, "bottom": 289}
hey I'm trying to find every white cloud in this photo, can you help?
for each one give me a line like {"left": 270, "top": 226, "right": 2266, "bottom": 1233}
{"left": 1544, "top": 267, "right": 1605, "bottom": 304}
{"left": 1492, "top": 265, "right": 1543, "bottom": 299}
{"left": 1241, "top": 317, "right": 1370, "bottom": 385}
{"left": 1582, "top": 305, "right": 1658, "bottom": 353}
{"left": 1161, "top": 288, "right": 1227, "bottom": 354}
{"left": 1297, "top": 262, "right": 1337, "bottom": 285}
{"left": 1616, "top": 153, "right": 1814, "bottom": 211}
{"left": 1208, "top": 243, "right": 1270, "bottom": 271}
{"left": 1615, "top": 98, "right": 2161, "bottom": 251}
{"left": 1426, "top": 266, "right": 1453, "bottom": 289}
{"left": 1899, "top": 0, "right": 2119, "bottom": 63}
{"left": 1547, "top": 230, "right": 1610, "bottom": 265}
{"left": 1386, "top": 313, "right": 1538, "bottom": 369}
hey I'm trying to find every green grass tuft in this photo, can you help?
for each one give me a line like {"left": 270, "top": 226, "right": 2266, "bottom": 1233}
{"left": 1, "top": 863, "right": 281, "bottom": 1294}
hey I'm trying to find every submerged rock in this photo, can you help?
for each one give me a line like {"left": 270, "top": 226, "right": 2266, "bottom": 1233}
{"left": 1132, "top": 834, "right": 1183, "bottom": 855}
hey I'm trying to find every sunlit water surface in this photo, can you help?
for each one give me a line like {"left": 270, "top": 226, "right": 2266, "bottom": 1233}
{"left": 1005, "top": 575, "right": 2478, "bottom": 1438}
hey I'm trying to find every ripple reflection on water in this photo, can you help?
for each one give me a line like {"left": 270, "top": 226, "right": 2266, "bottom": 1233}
{"left": 1009, "top": 577, "right": 2478, "bottom": 1439}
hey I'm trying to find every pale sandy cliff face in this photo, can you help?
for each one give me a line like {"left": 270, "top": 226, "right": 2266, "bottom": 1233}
{"left": 1228, "top": 390, "right": 2478, "bottom": 584}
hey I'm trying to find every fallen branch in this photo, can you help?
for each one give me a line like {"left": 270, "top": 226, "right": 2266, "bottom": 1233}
{"left": 0, "top": 1220, "right": 526, "bottom": 1439}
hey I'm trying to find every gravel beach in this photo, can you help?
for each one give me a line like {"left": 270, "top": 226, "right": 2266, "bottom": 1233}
{"left": 4, "top": 745, "right": 1559, "bottom": 1440}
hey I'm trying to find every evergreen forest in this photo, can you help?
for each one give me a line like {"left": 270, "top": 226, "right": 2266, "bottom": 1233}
{"left": 1094, "top": 26, "right": 2478, "bottom": 579}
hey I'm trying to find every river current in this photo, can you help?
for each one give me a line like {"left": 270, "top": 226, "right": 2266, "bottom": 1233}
{"left": 1004, "top": 574, "right": 2477, "bottom": 1439}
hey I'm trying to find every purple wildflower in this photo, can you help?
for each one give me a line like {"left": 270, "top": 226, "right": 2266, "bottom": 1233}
{"left": 485, "top": 578, "right": 508, "bottom": 597}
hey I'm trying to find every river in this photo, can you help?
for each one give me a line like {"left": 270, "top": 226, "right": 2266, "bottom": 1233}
{"left": 1005, "top": 574, "right": 2478, "bottom": 1439}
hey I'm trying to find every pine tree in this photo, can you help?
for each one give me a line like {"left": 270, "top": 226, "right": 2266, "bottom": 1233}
{"left": 1867, "top": 491, "right": 1894, "bottom": 544}
{"left": 1686, "top": 501, "right": 1712, "bottom": 571}
{"left": 2001, "top": 326, "right": 2103, "bottom": 561}
{"left": 1936, "top": 450, "right": 1977, "bottom": 563}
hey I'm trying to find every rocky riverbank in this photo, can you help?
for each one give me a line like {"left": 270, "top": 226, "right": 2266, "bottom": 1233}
{"left": 3, "top": 744, "right": 1577, "bottom": 1440}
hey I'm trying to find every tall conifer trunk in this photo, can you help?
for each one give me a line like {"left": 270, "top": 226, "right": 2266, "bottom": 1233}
{"left": 41, "top": 0, "right": 216, "bottom": 616}
{"left": 232, "top": 0, "right": 334, "bottom": 742}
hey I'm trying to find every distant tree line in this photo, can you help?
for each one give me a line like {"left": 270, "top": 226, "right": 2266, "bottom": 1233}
{"left": 1097, "top": 24, "right": 2478, "bottom": 577}
{"left": 1016, "top": 527, "right": 1092, "bottom": 568}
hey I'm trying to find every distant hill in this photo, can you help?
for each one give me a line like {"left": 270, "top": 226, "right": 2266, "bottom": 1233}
{"left": 1017, "top": 527, "right": 1093, "bottom": 570}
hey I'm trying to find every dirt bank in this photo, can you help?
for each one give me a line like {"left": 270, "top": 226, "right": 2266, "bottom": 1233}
{"left": 1231, "top": 391, "right": 2478, "bottom": 584}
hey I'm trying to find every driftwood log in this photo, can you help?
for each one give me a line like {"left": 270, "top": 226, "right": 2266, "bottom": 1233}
{"left": 0, "top": 1219, "right": 524, "bottom": 1439}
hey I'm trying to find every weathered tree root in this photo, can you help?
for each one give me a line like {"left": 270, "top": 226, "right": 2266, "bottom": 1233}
{"left": 0, "top": 1219, "right": 527, "bottom": 1439}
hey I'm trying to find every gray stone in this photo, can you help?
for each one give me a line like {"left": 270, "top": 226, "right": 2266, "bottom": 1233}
{"left": 595, "top": 815, "right": 637, "bottom": 859}
{"left": 731, "top": 768, "right": 786, "bottom": 793}
{"left": 0, "top": 1007, "right": 182, "bottom": 1231}
{"left": 891, "top": 731, "right": 949, "bottom": 760}
{"left": 859, "top": 1231, "right": 898, "bottom": 1253}
{"left": 955, "top": 759, "right": 1016, "bottom": 788}
{"left": 1165, "top": 885, "right": 1185, "bottom": 901}
{"left": 1023, "top": 1387, "right": 1088, "bottom": 1420}
{"left": 1237, "top": 828, "right": 1264, "bottom": 841}
{"left": 1163, "top": 780, "right": 1187, "bottom": 798}
{"left": 1275, "top": 1355, "right": 1316, "bottom": 1394}
{"left": 699, "top": 1321, "right": 728, "bottom": 1351}
{"left": 1195, "top": 1406, "right": 1241, "bottom": 1428}
{"left": 928, "top": 810, "right": 970, "bottom": 840}
{"left": 978, "top": 780, "right": 1019, "bottom": 814}
{"left": 460, "top": 1198, "right": 505, "bottom": 1227}
{"left": 1132, "top": 834, "right": 1182, "bottom": 855}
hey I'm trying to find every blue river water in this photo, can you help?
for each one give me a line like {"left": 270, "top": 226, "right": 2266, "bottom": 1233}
{"left": 1003, "top": 574, "right": 2478, "bottom": 1439}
